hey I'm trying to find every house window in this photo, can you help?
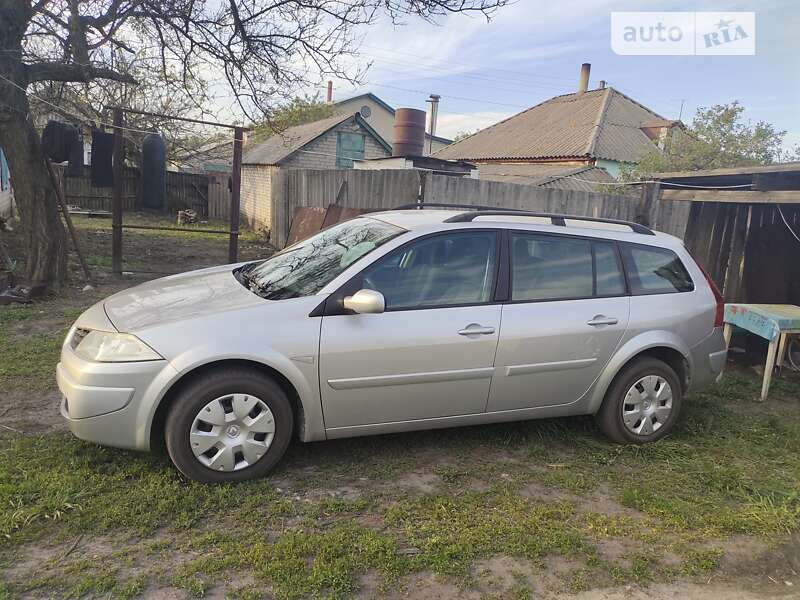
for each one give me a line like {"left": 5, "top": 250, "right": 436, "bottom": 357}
{"left": 336, "top": 132, "right": 365, "bottom": 168}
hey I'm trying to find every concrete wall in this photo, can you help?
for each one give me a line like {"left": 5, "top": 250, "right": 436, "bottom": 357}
{"left": 241, "top": 164, "right": 276, "bottom": 233}
{"left": 241, "top": 119, "right": 392, "bottom": 234}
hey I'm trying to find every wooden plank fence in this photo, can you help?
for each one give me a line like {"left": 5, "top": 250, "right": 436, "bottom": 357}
{"left": 207, "top": 171, "right": 232, "bottom": 220}
{"left": 679, "top": 200, "right": 800, "bottom": 304}
{"left": 53, "top": 164, "right": 219, "bottom": 216}
{"left": 267, "top": 168, "right": 691, "bottom": 248}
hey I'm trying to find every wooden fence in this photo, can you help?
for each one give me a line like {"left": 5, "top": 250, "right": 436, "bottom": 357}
{"left": 267, "top": 168, "right": 691, "bottom": 248}
{"left": 207, "top": 171, "right": 232, "bottom": 220}
{"left": 59, "top": 165, "right": 138, "bottom": 211}
{"left": 53, "top": 164, "right": 219, "bottom": 216}
{"left": 680, "top": 200, "right": 800, "bottom": 304}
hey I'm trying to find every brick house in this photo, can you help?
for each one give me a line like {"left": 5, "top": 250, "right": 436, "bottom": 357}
{"left": 331, "top": 92, "right": 452, "bottom": 155}
{"left": 240, "top": 112, "right": 391, "bottom": 231}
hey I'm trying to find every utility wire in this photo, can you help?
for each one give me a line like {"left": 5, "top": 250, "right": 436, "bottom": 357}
{"left": 360, "top": 44, "right": 576, "bottom": 84}
{"left": 777, "top": 204, "right": 800, "bottom": 244}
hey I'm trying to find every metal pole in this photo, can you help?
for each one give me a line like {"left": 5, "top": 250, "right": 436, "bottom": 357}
{"left": 228, "top": 126, "right": 244, "bottom": 263}
{"left": 112, "top": 108, "right": 124, "bottom": 274}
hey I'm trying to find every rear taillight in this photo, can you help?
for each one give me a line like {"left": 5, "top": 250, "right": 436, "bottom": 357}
{"left": 696, "top": 261, "right": 724, "bottom": 328}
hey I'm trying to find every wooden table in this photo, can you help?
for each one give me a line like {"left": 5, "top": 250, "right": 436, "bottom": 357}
{"left": 721, "top": 304, "right": 800, "bottom": 400}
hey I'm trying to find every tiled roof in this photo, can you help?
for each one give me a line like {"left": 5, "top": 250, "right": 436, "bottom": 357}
{"left": 434, "top": 87, "right": 666, "bottom": 163}
{"left": 477, "top": 163, "right": 616, "bottom": 192}
{"left": 243, "top": 113, "right": 355, "bottom": 165}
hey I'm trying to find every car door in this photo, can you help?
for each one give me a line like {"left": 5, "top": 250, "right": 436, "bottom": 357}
{"left": 487, "top": 232, "right": 630, "bottom": 412}
{"left": 319, "top": 230, "right": 502, "bottom": 430}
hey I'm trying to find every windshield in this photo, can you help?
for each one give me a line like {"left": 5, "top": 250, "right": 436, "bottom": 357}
{"left": 238, "top": 217, "right": 405, "bottom": 300}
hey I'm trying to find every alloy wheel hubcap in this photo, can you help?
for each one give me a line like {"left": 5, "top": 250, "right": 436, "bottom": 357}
{"left": 190, "top": 394, "right": 275, "bottom": 472}
{"left": 621, "top": 375, "right": 673, "bottom": 436}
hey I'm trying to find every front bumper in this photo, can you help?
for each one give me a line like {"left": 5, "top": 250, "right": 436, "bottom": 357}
{"left": 57, "top": 342, "right": 175, "bottom": 450}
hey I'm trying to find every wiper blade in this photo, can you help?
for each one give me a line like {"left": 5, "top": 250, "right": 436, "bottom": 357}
{"left": 235, "top": 265, "right": 270, "bottom": 299}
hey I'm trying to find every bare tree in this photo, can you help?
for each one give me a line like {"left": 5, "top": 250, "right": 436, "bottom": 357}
{"left": 0, "top": 0, "right": 507, "bottom": 290}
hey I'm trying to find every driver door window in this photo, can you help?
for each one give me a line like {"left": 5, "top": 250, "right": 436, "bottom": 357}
{"left": 361, "top": 231, "right": 499, "bottom": 310}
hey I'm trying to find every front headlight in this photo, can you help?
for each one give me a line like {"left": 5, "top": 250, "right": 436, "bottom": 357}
{"left": 71, "top": 328, "right": 163, "bottom": 362}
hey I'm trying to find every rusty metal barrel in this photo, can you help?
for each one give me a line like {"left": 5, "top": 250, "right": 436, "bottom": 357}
{"left": 393, "top": 108, "right": 426, "bottom": 157}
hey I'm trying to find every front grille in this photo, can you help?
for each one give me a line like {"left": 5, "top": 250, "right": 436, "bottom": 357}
{"left": 70, "top": 327, "right": 89, "bottom": 350}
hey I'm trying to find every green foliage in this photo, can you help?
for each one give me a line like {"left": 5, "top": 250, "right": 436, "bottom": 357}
{"left": 248, "top": 96, "right": 334, "bottom": 145}
{"left": 453, "top": 130, "right": 477, "bottom": 142}
{"left": 621, "top": 101, "right": 788, "bottom": 182}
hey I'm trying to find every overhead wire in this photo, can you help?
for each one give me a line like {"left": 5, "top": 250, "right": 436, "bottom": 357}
{"left": 359, "top": 44, "right": 576, "bottom": 84}
{"left": 776, "top": 205, "right": 800, "bottom": 244}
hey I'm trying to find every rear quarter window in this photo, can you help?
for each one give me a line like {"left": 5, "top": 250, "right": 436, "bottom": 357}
{"left": 621, "top": 243, "right": 694, "bottom": 295}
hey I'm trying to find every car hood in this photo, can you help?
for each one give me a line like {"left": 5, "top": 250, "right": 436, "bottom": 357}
{"left": 103, "top": 264, "right": 264, "bottom": 332}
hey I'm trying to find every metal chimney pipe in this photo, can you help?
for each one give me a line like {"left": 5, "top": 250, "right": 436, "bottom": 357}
{"left": 578, "top": 63, "right": 591, "bottom": 94}
{"left": 426, "top": 94, "right": 441, "bottom": 155}
{"left": 598, "top": 80, "right": 607, "bottom": 89}
{"left": 326, "top": 80, "right": 333, "bottom": 103}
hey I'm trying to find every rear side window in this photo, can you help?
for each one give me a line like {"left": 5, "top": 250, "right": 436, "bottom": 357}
{"left": 621, "top": 243, "right": 694, "bottom": 295}
{"left": 594, "top": 241, "right": 626, "bottom": 296}
{"left": 511, "top": 234, "right": 594, "bottom": 301}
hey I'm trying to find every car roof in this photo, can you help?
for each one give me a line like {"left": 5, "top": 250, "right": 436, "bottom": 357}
{"left": 366, "top": 209, "right": 684, "bottom": 249}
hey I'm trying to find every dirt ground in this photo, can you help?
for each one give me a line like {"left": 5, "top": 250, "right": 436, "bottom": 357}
{"left": 1, "top": 214, "right": 799, "bottom": 599}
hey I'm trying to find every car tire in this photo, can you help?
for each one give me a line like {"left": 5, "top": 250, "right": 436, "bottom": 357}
{"left": 165, "top": 368, "right": 293, "bottom": 483}
{"left": 596, "top": 357, "right": 682, "bottom": 444}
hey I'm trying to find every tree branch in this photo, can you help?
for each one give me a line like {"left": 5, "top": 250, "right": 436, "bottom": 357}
{"left": 26, "top": 62, "right": 137, "bottom": 84}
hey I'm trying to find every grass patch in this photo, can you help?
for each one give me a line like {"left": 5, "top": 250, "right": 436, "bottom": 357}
{"left": 1, "top": 290, "right": 799, "bottom": 596}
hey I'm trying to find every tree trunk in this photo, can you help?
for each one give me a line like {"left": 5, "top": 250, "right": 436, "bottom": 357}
{"left": 0, "top": 1, "right": 68, "bottom": 289}
{"left": 0, "top": 119, "right": 68, "bottom": 288}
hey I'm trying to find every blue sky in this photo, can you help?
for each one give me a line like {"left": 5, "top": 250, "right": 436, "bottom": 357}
{"left": 329, "top": 0, "right": 799, "bottom": 149}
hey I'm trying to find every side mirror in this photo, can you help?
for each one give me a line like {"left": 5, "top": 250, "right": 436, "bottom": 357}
{"left": 343, "top": 289, "right": 385, "bottom": 314}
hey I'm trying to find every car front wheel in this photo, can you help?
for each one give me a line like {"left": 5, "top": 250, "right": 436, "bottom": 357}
{"left": 596, "top": 357, "right": 682, "bottom": 444}
{"left": 165, "top": 368, "right": 293, "bottom": 483}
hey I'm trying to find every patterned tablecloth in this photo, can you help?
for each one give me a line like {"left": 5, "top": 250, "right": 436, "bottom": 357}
{"left": 724, "top": 304, "right": 800, "bottom": 342}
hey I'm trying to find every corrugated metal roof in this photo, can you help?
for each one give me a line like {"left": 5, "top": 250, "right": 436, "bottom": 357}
{"left": 434, "top": 87, "right": 665, "bottom": 163}
{"left": 477, "top": 163, "right": 616, "bottom": 192}
{"left": 243, "top": 113, "right": 354, "bottom": 165}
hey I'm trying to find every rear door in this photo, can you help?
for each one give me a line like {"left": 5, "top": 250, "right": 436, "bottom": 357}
{"left": 487, "top": 232, "right": 630, "bottom": 412}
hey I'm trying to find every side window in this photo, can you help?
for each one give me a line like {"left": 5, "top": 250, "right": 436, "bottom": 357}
{"left": 361, "top": 231, "right": 498, "bottom": 310}
{"left": 511, "top": 234, "right": 593, "bottom": 301}
{"left": 594, "top": 241, "right": 626, "bottom": 296}
{"left": 621, "top": 243, "right": 694, "bottom": 295}
{"left": 336, "top": 132, "right": 365, "bottom": 168}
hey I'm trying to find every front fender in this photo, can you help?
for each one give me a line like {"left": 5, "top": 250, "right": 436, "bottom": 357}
{"left": 135, "top": 346, "right": 325, "bottom": 449}
{"left": 585, "top": 330, "right": 692, "bottom": 414}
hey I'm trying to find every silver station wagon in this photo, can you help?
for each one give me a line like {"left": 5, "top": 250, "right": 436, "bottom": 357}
{"left": 58, "top": 205, "right": 728, "bottom": 483}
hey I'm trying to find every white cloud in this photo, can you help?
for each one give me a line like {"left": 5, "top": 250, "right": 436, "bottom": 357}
{"left": 436, "top": 111, "right": 513, "bottom": 138}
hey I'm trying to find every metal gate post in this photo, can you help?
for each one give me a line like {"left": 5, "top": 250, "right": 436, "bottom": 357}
{"left": 112, "top": 108, "right": 124, "bottom": 274}
{"left": 228, "top": 126, "right": 244, "bottom": 263}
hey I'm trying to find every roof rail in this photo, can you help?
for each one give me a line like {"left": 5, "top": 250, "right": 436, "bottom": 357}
{"left": 393, "top": 202, "right": 527, "bottom": 212}
{"left": 445, "top": 210, "right": 655, "bottom": 235}
{"left": 392, "top": 203, "right": 655, "bottom": 235}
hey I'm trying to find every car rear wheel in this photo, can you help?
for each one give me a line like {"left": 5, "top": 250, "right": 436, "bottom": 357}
{"left": 596, "top": 357, "right": 682, "bottom": 444}
{"left": 165, "top": 368, "right": 293, "bottom": 483}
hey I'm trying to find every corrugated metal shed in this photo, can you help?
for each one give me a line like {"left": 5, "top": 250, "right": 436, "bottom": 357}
{"left": 476, "top": 163, "right": 616, "bottom": 192}
{"left": 434, "top": 87, "right": 667, "bottom": 163}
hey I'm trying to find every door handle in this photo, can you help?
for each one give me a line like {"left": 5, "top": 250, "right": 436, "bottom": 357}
{"left": 587, "top": 316, "right": 619, "bottom": 327}
{"left": 458, "top": 324, "right": 495, "bottom": 336}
